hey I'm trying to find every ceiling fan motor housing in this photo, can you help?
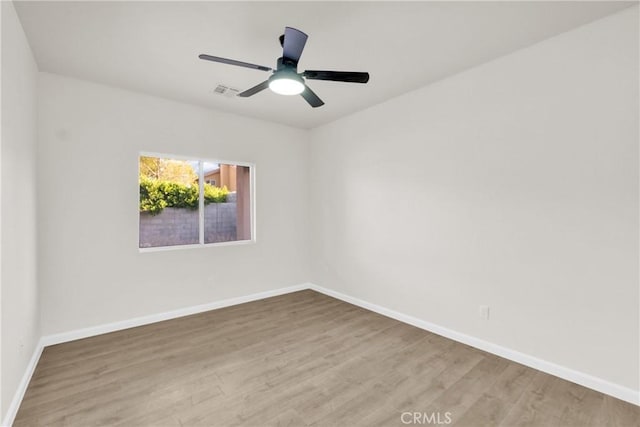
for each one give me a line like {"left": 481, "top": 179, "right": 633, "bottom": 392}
{"left": 276, "top": 57, "right": 298, "bottom": 73}
{"left": 269, "top": 58, "right": 305, "bottom": 95}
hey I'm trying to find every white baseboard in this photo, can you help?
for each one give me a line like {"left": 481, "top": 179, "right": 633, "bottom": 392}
{"left": 2, "top": 283, "right": 308, "bottom": 426}
{"left": 2, "top": 338, "right": 45, "bottom": 427}
{"left": 307, "top": 283, "right": 640, "bottom": 407}
{"left": 40, "top": 284, "right": 308, "bottom": 347}
{"left": 3, "top": 281, "right": 637, "bottom": 427}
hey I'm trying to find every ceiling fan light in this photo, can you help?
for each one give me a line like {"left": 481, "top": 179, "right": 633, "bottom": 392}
{"left": 269, "top": 74, "right": 305, "bottom": 96}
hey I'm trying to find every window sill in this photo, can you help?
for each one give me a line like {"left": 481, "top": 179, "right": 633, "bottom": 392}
{"left": 138, "top": 239, "right": 256, "bottom": 253}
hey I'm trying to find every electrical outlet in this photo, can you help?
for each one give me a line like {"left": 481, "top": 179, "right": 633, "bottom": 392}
{"left": 479, "top": 305, "right": 490, "bottom": 320}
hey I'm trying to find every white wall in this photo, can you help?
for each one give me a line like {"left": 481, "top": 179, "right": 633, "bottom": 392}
{"left": 0, "top": 0, "right": 39, "bottom": 417}
{"left": 310, "top": 6, "right": 639, "bottom": 393}
{"left": 37, "top": 72, "right": 310, "bottom": 335}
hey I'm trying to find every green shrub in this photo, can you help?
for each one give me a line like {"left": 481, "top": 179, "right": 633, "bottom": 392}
{"left": 204, "top": 184, "right": 229, "bottom": 204}
{"left": 157, "top": 181, "right": 199, "bottom": 209}
{"left": 139, "top": 177, "right": 168, "bottom": 215}
{"left": 139, "top": 179, "right": 229, "bottom": 215}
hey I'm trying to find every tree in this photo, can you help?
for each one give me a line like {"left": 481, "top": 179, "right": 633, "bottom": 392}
{"left": 139, "top": 156, "right": 197, "bottom": 185}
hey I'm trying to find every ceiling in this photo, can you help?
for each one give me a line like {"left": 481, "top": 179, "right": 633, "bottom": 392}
{"left": 14, "top": 1, "right": 634, "bottom": 129}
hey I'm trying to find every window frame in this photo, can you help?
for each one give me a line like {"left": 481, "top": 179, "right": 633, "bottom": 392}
{"left": 138, "top": 151, "right": 256, "bottom": 252}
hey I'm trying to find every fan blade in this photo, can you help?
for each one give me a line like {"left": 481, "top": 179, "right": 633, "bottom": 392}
{"left": 303, "top": 70, "right": 369, "bottom": 83}
{"left": 238, "top": 80, "right": 270, "bottom": 97}
{"left": 301, "top": 85, "right": 324, "bottom": 108}
{"left": 282, "top": 27, "right": 308, "bottom": 63}
{"left": 199, "top": 54, "right": 272, "bottom": 72}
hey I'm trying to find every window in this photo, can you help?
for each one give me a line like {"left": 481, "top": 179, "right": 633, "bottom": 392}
{"left": 139, "top": 154, "right": 253, "bottom": 249}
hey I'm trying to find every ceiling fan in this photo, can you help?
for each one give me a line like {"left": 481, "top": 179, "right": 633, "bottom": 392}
{"left": 199, "top": 27, "right": 369, "bottom": 108}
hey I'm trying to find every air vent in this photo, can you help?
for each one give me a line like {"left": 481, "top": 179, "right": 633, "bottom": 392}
{"left": 212, "top": 84, "right": 241, "bottom": 98}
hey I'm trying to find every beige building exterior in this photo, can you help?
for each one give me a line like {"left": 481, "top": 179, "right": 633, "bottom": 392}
{"left": 201, "top": 164, "right": 251, "bottom": 241}
{"left": 203, "top": 164, "right": 237, "bottom": 191}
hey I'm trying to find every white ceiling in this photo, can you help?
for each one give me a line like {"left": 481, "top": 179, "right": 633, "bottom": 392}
{"left": 14, "top": 1, "right": 634, "bottom": 129}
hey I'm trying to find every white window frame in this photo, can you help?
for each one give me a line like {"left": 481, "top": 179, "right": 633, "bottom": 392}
{"left": 138, "top": 151, "right": 256, "bottom": 252}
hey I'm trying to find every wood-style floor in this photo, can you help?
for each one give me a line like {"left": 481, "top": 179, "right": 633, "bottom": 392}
{"left": 14, "top": 290, "right": 639, "bottom": 426}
